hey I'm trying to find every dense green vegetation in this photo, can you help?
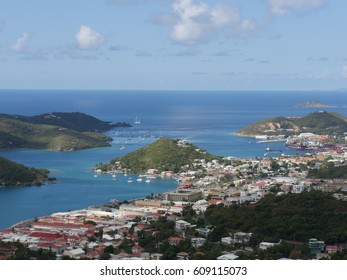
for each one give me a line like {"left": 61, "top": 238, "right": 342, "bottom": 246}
{"left": 237, "top": 111, "right": 347, "bottom": 136}
{"left": 294, "top": 111, "right": 347, "bottom": 134}
{"left": 0, "top": 112, "right": 125, "bottom": 150}
{"left": 101, "top": 138, "right": 220, "bottom": 173}
{"left": 204, "top": 191, "right": 347, "bottom": 245}
{"left": 308, "top": 162, "right": 347, "bottom": 179}
{"left": 0, "top": 156, "right": 54, "bottom": 186}
{"left": 11, "top": 112, "right": 130, "bottom": 132}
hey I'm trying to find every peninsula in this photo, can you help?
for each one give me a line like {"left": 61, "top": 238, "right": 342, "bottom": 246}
{"left": 236, "top": 111, "right": 347, "bottom": 138}
{"left": 0, "top": 112, "right": 131, "bottom": 151}
{"left": 0, "top": 156, "right": 54, "bottom": 187}
{"left": 97, "top": 137, "right": 221, "bottom": 174}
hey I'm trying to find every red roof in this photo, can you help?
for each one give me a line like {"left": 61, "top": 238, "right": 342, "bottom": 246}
{"left": 33, "top": 222, "right": 94, "bottom": 230}
{"left": 0, "top": 229, "right": 13, "bottom": 233}
{"left": 169, "top": 237, "right": 184, "bottom": 241}
{"left": 209, "top": 199, "right": 227, "bottom": 205}
{"left": 30, "top": 232, "right": 62, "bottom": 239}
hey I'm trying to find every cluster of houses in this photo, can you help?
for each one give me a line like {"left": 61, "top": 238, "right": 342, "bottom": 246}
{"left": 0, "top": 207, "right": 255, "bottom": 260}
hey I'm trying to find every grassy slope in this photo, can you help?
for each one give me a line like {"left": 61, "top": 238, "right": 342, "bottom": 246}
{"left": 106, "top": 138, "right": 220, "bottom": 173}
{"left": 0, "top": 117, "right": 111, "bottom": 151}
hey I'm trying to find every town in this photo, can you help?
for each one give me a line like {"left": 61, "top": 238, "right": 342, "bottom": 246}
{"left": 1, "top": 138, "right": 347, "bottom": 260}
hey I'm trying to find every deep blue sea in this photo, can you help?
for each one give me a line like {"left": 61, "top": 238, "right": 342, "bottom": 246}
{"left": 0, "top": 90, "right": 346, "bottom": 229}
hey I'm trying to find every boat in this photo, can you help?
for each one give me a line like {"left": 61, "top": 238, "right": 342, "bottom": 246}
{"left": 120, "top": 146, "right": 125, "bottom": 150}
{"left": 145, "top": 179, "right": 151, "bottom": 183}
{"left": 265, "top": 147, "right": 283, "bottom": 152}
{"left": 134, "top": 116, "right": 141, "bottom": 125}
{"left": 137, "top": 178, "right": 143, "bottom": 182}
{"left": 112, "top": 174, "right": 116, "bottom": 179}
{"left": 127, "top": 178, "right": 133, "bottom": 183}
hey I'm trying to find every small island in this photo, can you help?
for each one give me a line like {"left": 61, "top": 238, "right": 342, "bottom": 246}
{"left": 295, "top": 101, "right": 336, "bottom": 108}
{"left": 0, "top": 112, "right": 131, "bottom": 151}
{"left": 0, "top": 156, "right": 55, "bottom": 187}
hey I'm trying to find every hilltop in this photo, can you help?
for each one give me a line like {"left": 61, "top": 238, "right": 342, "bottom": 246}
{"left": 0, "top": 112, "right": 130, "bottom": 151}
{"left": 0, "top": 156, "right": 54, "bottom": 187}
{"left": 98, "top": 138, "right": 220, "bottom": 173}
{"left": 236, "top": 111, "right": 347, "bottom": 137}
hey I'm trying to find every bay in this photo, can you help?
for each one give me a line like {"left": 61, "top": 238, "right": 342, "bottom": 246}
{"left": 0, "top": 90, "right": 346, "bottom": 229}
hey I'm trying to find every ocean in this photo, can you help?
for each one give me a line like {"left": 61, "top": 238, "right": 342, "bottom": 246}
{"left": 0, "top": 90, "right": 346, "bottom": 229}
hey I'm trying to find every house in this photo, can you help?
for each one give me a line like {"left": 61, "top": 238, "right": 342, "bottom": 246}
{"left": 175, "top": 220, "right": 192, "bottom": 231}
{"left": 63, "top": 248, "right": 86, "bottom": 259}
{"left": 309, "top": 238, "right": 325, "bottom": 255}
{"left": 217, "top": 253, "right": 239, "bottom": 260}
{"left": 221, "top": 237, "right": 233, "bottom": 245}
{"left": 151, "top": 253, "right": 163, "bottom": 260}
{"left": 191, "top": 237, "right": 206, "bottom": 248}
{"left": 195, "top": 228, "right": 211, "bottom": 237}
{"left": 233, "top": 232, "right": 252, "bottom": 244}
{"left": 259, "top": 242, "right": 277, "bottom": 250}
{"left": 132, "top": 245, "right": 143, "bottom": 255}
{"left": 176, "top": 252, "right": 189, "bottom": 260}
{"left": 169, "top": 237, "right": 184, "bottom": 246}
{"left": 325, "top": 245, "right": 338, "bottom": 255}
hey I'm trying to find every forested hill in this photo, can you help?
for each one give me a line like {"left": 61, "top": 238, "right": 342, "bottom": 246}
{"left": 0, "top": 156, "right": 54, "bottom": 187}
{"left": 0, "top": 112, "right": 131, "bottom": 132}
{"left": 99, "top": 138, "right": 220, "bottom": 173}
{"left": 0, "top": 112, "right": 130, "bottom": 151}
{"left": 236, "top": 111, "right": 347, "bottom": 137}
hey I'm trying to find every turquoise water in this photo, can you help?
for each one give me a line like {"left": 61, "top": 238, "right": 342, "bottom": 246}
{"left": 0, "top": 90, "right": 346, "bottom": 229}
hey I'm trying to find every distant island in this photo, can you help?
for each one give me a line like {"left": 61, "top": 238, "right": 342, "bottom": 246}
{"left": 295, "top": 101, "right": 336, "bottom": 108}
{"left": 0, "top": 156, "right": 55, "bottom": 187}
{"left": 0, "top": 112, "right": 131, "bottom": 151}
{"left": 97, "top": 137, "right": 220, "bottom": 174}
{"left": 236, "top": 111, "right": 347, "bottom": 138}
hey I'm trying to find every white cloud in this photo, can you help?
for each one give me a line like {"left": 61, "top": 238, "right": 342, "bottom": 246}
{"left": 11, "top": 32, "right": 30, "bottom": 53}
{"left": 210, "top": 4, "right": 240, "bottom": 27}
{"left": 267, "top": 0, "right": 325, "bottom": 15}
{"left": 342, "top": 66, "right": 347, "bottom": 79}
{"left": 75, "top": 25, "right": 104, "bottom": 50}
{"left": 169, "top": 0, "right": 257, "bottom": 44}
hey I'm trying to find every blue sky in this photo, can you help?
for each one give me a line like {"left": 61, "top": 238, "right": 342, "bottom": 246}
{"left": 0, "top": 0, "right": 346, "bottom": 90}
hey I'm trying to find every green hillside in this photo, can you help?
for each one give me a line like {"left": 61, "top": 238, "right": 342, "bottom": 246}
{"left": 294, "top": 111, "right": 347, "bottom": 133}
{"left": 237, "top": 111, "right": 347, "bottom": 137}
{"left": 308, "top": 162, "right": 347, "bottom": 179}
{"left": 0, "top": 112, "right": 128, "bottom": 151}
{"left": 101, "top": 138, "right": 220, "bottom": 173}
{"left": 205, "top": 191, "right": 347, "bottom": 245}
{"left": 14, "top": 112, "right": 131, "bottom": 132}
{"left": 236, "top": 116, "right": 297, "bottom": 136}
{"left": 0, "top": 156, "right": 53, "bottom": 187}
